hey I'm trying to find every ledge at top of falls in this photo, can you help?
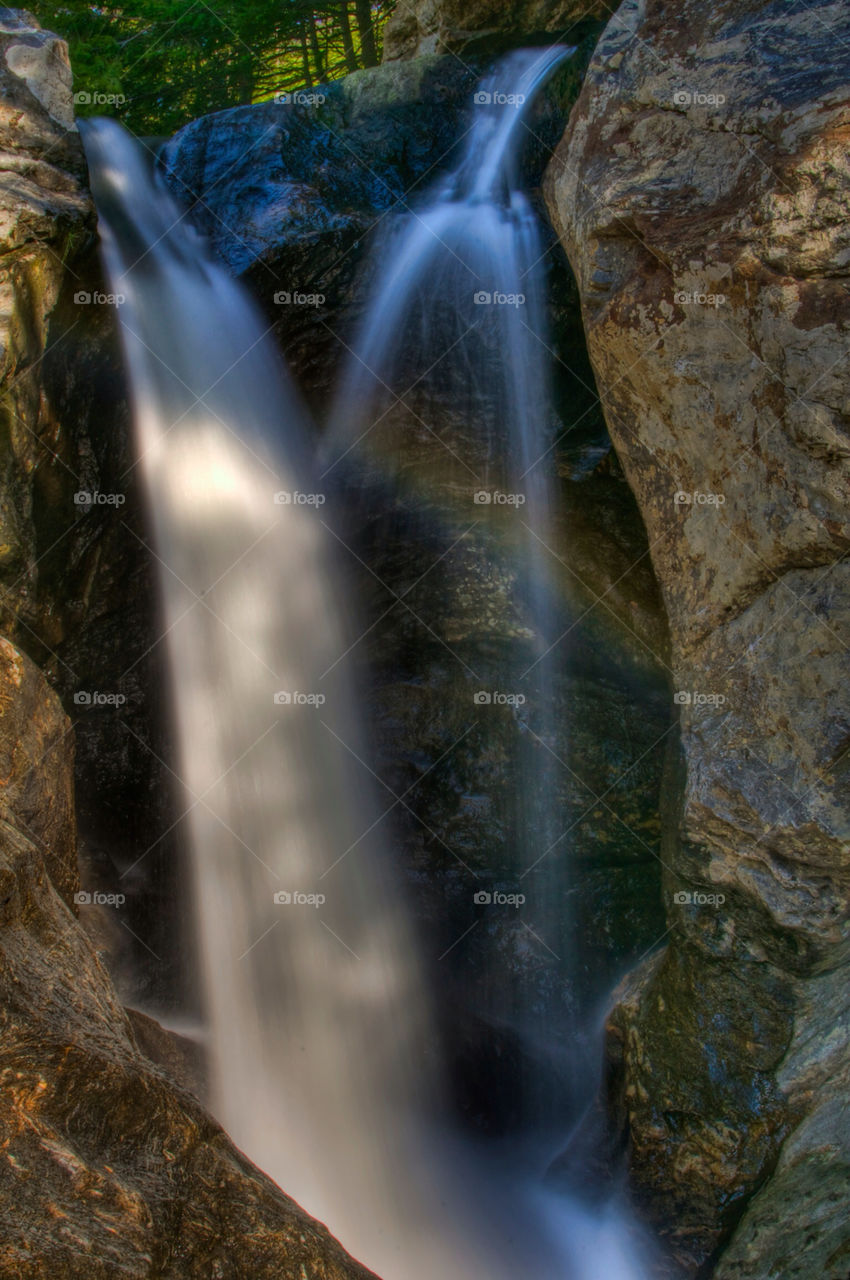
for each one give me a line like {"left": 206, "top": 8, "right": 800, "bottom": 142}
{"left": 159, "top": 53, "right": 583, "bottom": 277}
{"left": 158, "top": 52, "right": 588, "bottom": 406}
{"left": 159, "top": 58, "right": 479, "bottom": 279}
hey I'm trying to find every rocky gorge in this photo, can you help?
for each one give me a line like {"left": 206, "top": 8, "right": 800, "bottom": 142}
{"left": 0, "top": 0, "right": 848, "bottom": 1277}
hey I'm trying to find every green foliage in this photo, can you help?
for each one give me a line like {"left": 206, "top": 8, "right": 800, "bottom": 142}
{"left": 33, "top": 1, "right": 395, "bottom": 135}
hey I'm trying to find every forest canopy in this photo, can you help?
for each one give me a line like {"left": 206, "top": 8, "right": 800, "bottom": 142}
{"left": 38, "top": 1, "right": 395, "bottom": 135}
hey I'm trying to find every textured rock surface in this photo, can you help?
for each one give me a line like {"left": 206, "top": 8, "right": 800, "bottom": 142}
{"left": 0, "top": 10, "right": 183, "bottom": 1008}
{"left": 0, "top": 634, "right": 76, "bottom": 905}
{"left": 382, "top": 0, "right": 610, "bottom": 60}
{"left": 0, "top": 635, "right": 376, "bottom": 1279}
{"left": 545, "top": 0, "right": 850, "bottom": 1271}
{"left": 0, "top": 8, "right": 90, "bottom": 639}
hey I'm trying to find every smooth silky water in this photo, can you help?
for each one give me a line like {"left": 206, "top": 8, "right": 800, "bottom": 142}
{"left": 325, "top": 46, "right": 576, "bottom": 1136}
{"left": 83, "top": 48, "right": 650, "bottom": 1280}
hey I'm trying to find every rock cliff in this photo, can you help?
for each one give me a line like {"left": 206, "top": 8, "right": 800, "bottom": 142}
{"left": 545, "top": 0, "right": 850, "bottom": 1271}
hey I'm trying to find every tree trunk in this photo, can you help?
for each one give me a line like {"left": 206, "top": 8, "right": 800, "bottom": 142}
{"left": 308, "top": 12, "right": 326, "bottom": 82}
{"left": 234, "top": 54, "right": 254, "bottom": 106}
{"left": 338, "top": 1, "right": 358, "bottom": 73}
{"left": 299, "top": 23, "right": 314, "bottom": 87}
{"left": 353, "top": 0, "right": 377, "bottom": 67}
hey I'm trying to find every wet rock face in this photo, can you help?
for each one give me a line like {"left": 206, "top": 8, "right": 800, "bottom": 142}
{"left": 0, "top": 10, "right": 182, "bottom": 1009}
{"left": 545, "top": 0, "right": 850, "bottom": 1271}
{"left": 0, "top": 638, "right": 376, "bottom": 1280}
{"left": 0, "top": 636, "right": 76, "bottom": 906}
{"left": 0, "top": 10, "right": 90, "bottom": 640}
{"left": 381, "top": 0, "right": 610, "bottom": 61}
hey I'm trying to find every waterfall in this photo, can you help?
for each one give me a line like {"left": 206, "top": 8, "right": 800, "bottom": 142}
{"left": 82, "top": 48, "right": 650, "bottom": 1280}
{"left": 325, "top": 45, "right": 574, "bottom": 1131}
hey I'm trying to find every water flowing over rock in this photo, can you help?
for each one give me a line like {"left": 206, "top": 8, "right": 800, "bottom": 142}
{"left": 161, "top": 62, "right": 672, "bottom": 1103}
{"left": 544, "top": 0, "right": 850, "bottom": 1271}
{"left": 160, "top": 58, "right": 486, "bottom": 403}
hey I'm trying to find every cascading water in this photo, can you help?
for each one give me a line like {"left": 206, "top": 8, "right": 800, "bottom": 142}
{"left": 82, "top": 48, "right": 650, "bottom": 1280}
{"left": 325, "top": 46, "right": 576, "bottom": 1133}
{"left": 81, "top": 119, "right": 469, "bottom": 1280}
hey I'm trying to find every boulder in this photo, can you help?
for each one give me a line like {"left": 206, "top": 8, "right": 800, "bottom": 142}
{"left": 160, "top": 57, "right": 478, "bottom": 404}
{"left": 0, "top": 817, "right": 378, "bottom": 1279}
{"left": 544, "top": 0, "right": 850, "bottom": 1270}
{"left": 382, "top": 0, "right": 609, "bottom": 61}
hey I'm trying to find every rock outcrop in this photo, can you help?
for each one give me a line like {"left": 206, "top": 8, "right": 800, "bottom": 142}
{"left": 382, "top": 0, "right": 609, "bottom": 61}
{"left": 0, "top": 8, "right": 181, "bottom": 1009}
{"left": 0, "top": 634, "right": 76, "bottom": 905}
{"left": 0, "top": 8, "right": 90, "bottom": 641}
{"left": 545, "top": 0, "right": 850, "bottom": 1271}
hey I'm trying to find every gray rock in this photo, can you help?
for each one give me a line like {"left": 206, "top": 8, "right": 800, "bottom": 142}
{"left": 544, "top": 0, "right": 850, "bottom": 1270}
{"left": 382, "top": 0, "right": 609, "bottom": 61}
